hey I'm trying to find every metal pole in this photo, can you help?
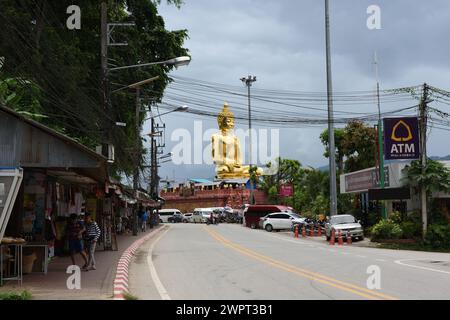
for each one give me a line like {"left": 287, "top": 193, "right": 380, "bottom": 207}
{"left": 132, "top": 87, "right": 140, "bottom": 236}
{"left": 420, "top": 83, "right": 429, "bottom": 237}
{"left": 325, "top": 0, "right": 338, "bottom": 216}
{"left": 374, "top": 52, "right": 386, "bottom": 219}
{"left": 247, "top": 82, "right": 254, "bottom": 205}
{"left": 241, "top": 75, "right": 257, "bottom": 204}
{"left": 101, "top": 0, "right": 109, "bottom": 156}
{"left": 151, "top": 116, "right": 156, "bottom": 198}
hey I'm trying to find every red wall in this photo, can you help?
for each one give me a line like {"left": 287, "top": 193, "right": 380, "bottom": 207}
{"left": 160, "top": 188, "right": 268, "bottom": 213}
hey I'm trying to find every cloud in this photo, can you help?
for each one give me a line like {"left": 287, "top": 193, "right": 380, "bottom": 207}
{"left": 152, "top": 0, "right": 450, "bottom": 181}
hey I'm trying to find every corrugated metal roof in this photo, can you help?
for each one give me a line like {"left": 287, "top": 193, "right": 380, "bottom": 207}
{"left": 0, "top": 105, "right": 107, "bottom": 162}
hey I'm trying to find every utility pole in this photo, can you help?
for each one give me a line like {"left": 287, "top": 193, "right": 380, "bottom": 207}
{"left": 241, "top": 75, "right": 257, "bottom": 205}
{"left": 133, "top": 87, "right": 141, "bottom": 236}
{"left": 151, "top": 116, "right": 157, "bottom": 198}
{"left": 325, "top": 0, "right": 338, "bottom": 216}
{"left": 374, "top": 52, "right": 387, "bottom": 219}
{"left": 101, "top": 0, "right": 109, "bottom": 156}
{"left": 420, "top": 83, "right": 429, "bottom": 237}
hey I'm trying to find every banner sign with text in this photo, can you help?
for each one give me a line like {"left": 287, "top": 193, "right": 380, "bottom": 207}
{"left": 279, "top": 185, "right": 293, "bottom": 197}
{"left": 384, "top": 117, "right": 420, "bottom": 160}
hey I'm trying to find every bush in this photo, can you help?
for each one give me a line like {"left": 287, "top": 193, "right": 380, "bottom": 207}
{"left": 0, "top": 290, "right": 32, "bottom": 300}
{"left": 389, "top": 211, "right": 403, "bottom": 224}
{"left": 405, "top": 211, "right": 421, "bottom": 224}
{"left": 400, "top": 221, "right": 422, "bottom": 239}
{"left": 424, "top": 224, "right": 450, "bottom": 248}
{"left": 367, "top": 211, "right": 382, "bottom": 228}
{"left": 370, "top": 219, "right": 403, "bottom": 241}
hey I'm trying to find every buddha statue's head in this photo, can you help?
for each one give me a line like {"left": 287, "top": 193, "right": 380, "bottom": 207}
{"left": 217, "top": 103, "right": 234, "bottom": 133}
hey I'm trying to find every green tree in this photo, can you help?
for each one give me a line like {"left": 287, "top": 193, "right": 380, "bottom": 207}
{"left": 0, "top": 0, "right": 189, "bottom": 178}
{"left": 320, "top": 128, "right": 345, "bottom": 173}
{"left": 320, "top": 121, "right": 377, "bottom": 173}
{"left": 402, "top": 159, "right": 450, "bottom": 227}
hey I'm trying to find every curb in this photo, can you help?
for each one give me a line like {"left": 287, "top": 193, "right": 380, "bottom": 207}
{"left": 113, "top": 226, "right": 165, "bottom": 300}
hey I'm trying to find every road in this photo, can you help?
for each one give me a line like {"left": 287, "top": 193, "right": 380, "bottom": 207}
{"left": 129, "top": 223, "right": 450, "bottom": 300}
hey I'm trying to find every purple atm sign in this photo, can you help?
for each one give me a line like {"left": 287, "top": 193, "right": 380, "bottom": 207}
{"left": 384, "top": 117, "right": 420, "bottom": 160}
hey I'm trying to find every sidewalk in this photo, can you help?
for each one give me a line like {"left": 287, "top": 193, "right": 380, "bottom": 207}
{"left": 0, "top": 225, "right": 163, "bottom": 300}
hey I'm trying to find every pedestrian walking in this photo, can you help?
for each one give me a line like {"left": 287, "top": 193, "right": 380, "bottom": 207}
{"left": 66, "top": 214, "right": 88, "bottom": 268}
{"left": 83, "top": 212, "right": 101, "bottom": 271}
{"left": 141, "top": 210, "right": 149, "bottom": 232}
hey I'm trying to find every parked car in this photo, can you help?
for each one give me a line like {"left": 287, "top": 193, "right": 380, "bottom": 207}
{"left": 261, "top": 212, "right": 306, "bottom": 232}
{"left": 325, "top": 214, "right": 364, "bottom": 241}
{"left": 243, "top": 205, "right": 295, "bottom": 229}
{"left": 191, "top": 208, "right": 214, "bottom": 223}
{"left": 158, "top": 209, "right": 182, "bottom": 223}
{"left": 168, "top": 212, "right": 183, "bottom": 223}
{"left": 182, "top": 213, "right": 193, "bottom": 223}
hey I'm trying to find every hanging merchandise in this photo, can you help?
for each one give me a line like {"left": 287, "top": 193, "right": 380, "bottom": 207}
{"left": 74, "top": 192, "right": 84, "bottom": 215}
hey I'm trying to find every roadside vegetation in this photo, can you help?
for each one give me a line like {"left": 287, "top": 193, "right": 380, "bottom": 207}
{"left": 123, "top": 292, "right": 139, "bottom": 300}
{"left": 257, "top": 122, "right": 450, "bottom": 252}
{"left": 0, "top": 290, "right": 32, "bottom": 300}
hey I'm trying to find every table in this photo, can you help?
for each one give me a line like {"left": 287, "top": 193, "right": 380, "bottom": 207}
{"left": 0, "top": 243, "right": 23, "bottom": 286}
{"left": 22, "top": 244, "right": 48, "bottom": 274}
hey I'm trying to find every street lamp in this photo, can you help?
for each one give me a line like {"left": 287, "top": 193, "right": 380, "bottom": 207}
{"left": 130, "top": 77, "right": 160, "bottom": 236}
{"left": 144, "top": 105, "right": 188, "bottom": 121}
{"left": 143, "top": 105, "right": 188, "bottom": 204}
{"left": 325, "top": 0, "right": 338, "bottom": 216}
{"left": 108, "top": 56, "right": 191, "bottom": 72}
{"left": 241, "top": 75, "right": 257, "bottom": 205}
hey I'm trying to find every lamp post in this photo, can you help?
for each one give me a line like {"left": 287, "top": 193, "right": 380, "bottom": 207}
{"left": 325, "top": 0, "right": 338, "bottom": 217}
{"left": 374, "top": 52, "right": 386, "bottom": 220}
{"left": 127, "top": 77, "right": 160, "bottom": 236}
{"left": 110, "top": 56, "right": 190, "bottom": 236}
{"left": 240, "top": 75, "right": 257, "bottom": 205}
{"left": 108, "top": 56, "right": 191, "bottom": 72}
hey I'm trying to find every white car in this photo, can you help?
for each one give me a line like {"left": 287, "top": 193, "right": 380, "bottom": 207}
{"left": 325, "top": 214, "right": 364, "bottom": 241}
{"left": 261, "top": 212, "right": 306, "bottom": 232}
{"left": 192, "top": 208, "right": 213, "bottom": 223}
{"left": 158, "top": 209, "right": 182, "bottom": 223}
{"left": 182, "top": 213, "right": 193, "bottom": 223}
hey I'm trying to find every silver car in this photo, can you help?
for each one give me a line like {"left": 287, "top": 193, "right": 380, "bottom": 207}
{"left": 325, "top": 214, "right": 364, "bottom": 241}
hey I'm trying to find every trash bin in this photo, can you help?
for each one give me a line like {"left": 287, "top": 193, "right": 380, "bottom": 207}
{"left": 22, "top": 252, "right": 37, "bottom": 274}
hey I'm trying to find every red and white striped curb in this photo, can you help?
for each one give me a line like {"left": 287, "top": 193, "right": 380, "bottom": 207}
{"left": 113, "top": 229, "right": 162, "bottom": 300}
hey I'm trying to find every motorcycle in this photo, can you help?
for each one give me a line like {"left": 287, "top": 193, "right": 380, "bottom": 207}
{"left": 206, "top": 216, "right": 219, "bottom": 225}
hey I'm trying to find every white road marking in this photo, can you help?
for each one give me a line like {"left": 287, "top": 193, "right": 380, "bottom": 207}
{"left": 356, "top": 255, "right": 367, "bottom": 258}
{"left": 147, "top": 227, "right": 171, "bottom": 300}
{"left": 376, "top": 259, "right": 386, "bottom": 262}
{"left": 394, "top": 259, "right": 450, "bottom": 275}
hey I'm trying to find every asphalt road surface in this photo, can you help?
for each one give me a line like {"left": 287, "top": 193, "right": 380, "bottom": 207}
{"left": 129, "top": 223, "right": 450, "bottom": 300}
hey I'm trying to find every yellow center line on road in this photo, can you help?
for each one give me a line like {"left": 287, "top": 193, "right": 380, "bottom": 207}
{"left": 204, "top": 226, "right": 398, "bottom": 300}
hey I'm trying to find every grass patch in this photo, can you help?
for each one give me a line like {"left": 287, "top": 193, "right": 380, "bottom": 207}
{"left": 0, "top": 290, "right": 32, "bottom": 300}
{"left": 123, "top": 292, "right": 138, "bottom": 300}
{"left": 377, "top": 242, "right": 450, "bottom": 253}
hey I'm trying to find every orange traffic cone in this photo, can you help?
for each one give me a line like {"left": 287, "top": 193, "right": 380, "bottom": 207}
{"left": 329, "top": 229, "right": 335, "bottom": 245}
{"left": 318, "top": 226, "right": 322, "bottom": 237}
{"left": 347, "top": 231, "right": 352, "bottom": 245}
{"left": 294, "top": 225, "right": 299, "bottom": 238}
{"left": 302, "top": 225, "right": 306, "bottom": 237}
{"left": 310, "top": 226, "right": 315, "bottom": 237}
{"left": 338, "top": 230, "right": 344, "bottom": 245}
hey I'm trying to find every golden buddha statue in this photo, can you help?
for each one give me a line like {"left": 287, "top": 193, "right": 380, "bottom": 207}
{"left": 212, "top": 103, "right": 263, "bottom": 179}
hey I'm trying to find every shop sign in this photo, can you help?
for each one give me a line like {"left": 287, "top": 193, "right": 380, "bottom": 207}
{"left": 384, "top": 117, "right": 420, "bottom": 160}
{"left": 343, "top": 167, "right": 390, "bottom": 193}
{"left": 279, "top": 185, "right": 293, "bottom": 197}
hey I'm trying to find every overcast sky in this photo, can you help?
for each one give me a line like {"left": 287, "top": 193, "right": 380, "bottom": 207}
{"left": 142, "top": 0, "right": 450, "bottom": 183}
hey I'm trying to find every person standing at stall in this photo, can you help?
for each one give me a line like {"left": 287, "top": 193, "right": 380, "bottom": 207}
{"left": 83, "top": 213, "right": 101, "bottom": 271}
{"left": 66, "top": 214, "right": 88, "bottom": 268}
